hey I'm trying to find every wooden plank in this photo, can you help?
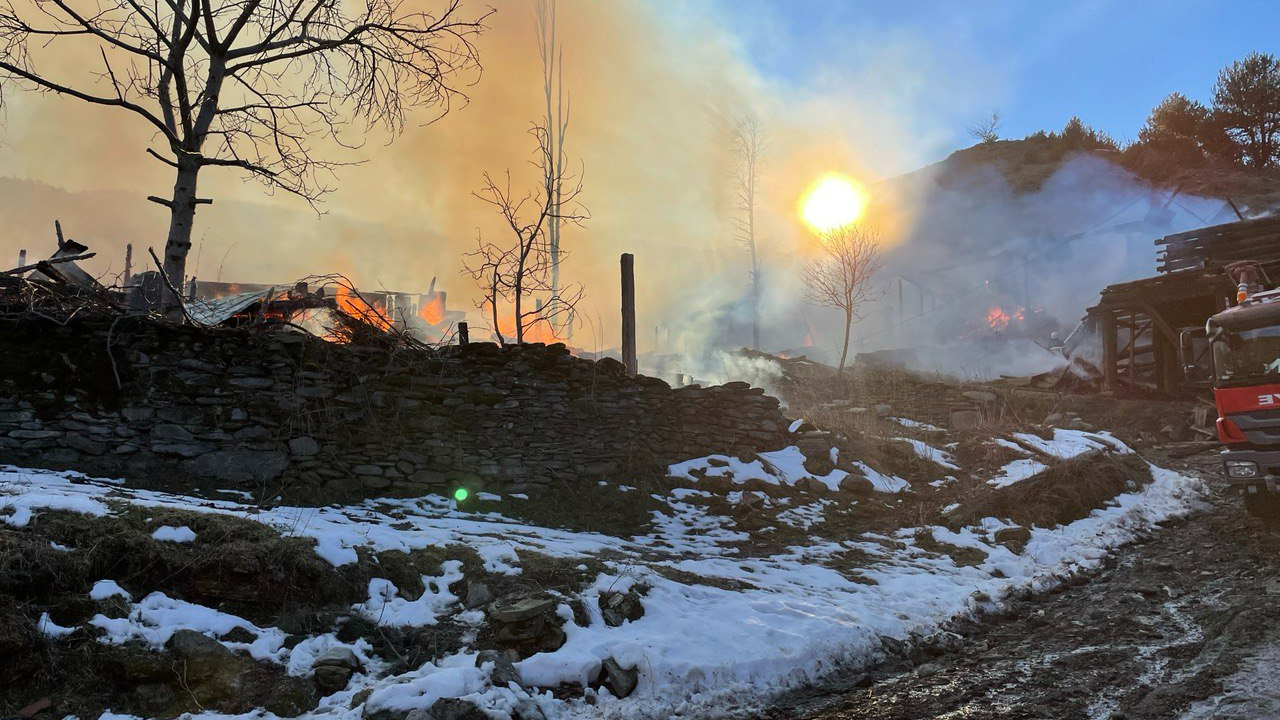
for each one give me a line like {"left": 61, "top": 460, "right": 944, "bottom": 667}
{"left": 1157, "top": 215, "right": 1280, "bottom": 245}
{"left": 1102, "top": 309, "right": 1118, "bottom": 392}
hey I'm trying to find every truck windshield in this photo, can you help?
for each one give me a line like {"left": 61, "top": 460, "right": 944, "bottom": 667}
{"left": 1214, "top": 325, "right": 1280, "bottom": 382}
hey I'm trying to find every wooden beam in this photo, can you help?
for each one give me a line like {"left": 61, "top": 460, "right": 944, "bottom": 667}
{"left": 1102, "top": 308, "right": 1118, "bottom": 392}
{"left": 621, "top": 253, "right": 637, "bottom": 377}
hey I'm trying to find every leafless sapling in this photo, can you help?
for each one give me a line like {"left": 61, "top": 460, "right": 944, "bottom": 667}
{"left": 534, "top": 0, "right": 570, "bottom": 320}
{"left": 967, "top": 109, "right": 1002, "bottom": 144}
{"left": 464, "top": 122, "right": 586, "bottom": 344}
{"left": 732, "top": 112, "right": 765, "bottom": 350}
{"left": 801, "top": 223, "right": 885, "bottom": 376}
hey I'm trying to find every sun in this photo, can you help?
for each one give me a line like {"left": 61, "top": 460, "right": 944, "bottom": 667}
{"left": 800, "top": 173, "right": 869, "bottom": 233}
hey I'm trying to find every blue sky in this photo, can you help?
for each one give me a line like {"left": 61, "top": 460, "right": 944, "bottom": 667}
{"left": 707, "top": 0, "right": 1280, "bottom": 163}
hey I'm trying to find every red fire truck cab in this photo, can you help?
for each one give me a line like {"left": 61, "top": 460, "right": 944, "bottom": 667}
{"left": 1208, "top": 281, "right": 1280, "bottom": 518}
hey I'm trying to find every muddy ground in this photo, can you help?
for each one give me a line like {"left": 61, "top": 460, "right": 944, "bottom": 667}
{"left": 766, "top": 452, "right": 1280, "bottom": 720}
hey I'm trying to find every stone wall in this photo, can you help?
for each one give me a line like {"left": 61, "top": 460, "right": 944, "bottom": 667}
{"left": 0, "top": 316, "right": 787, "bottom": 502}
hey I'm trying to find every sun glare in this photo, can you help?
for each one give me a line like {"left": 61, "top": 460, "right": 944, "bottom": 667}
{"left": 800, "top": 173, "right": 869, "bottom": 233}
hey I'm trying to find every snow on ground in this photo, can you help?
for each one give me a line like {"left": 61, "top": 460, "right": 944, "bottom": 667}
{"left": 889, "top": 417, "right": 943, "bottom": 432}
{"left": 1, "top": 447, "right": 1205, "bottom": 720}
{"left": 896, "top": 438, "right": 961, "bottom": 471}
{"left": 987, "top": 458, "right": 1050, "bottom": 488}
{"left": 150, "top": 524, "right": 197, "bottom": 542}
{"left": 1012, "top": 429, "right": 1131, "bottom": 459}
{"left": 852, "top": 461, "right": 911, "bottom": 494}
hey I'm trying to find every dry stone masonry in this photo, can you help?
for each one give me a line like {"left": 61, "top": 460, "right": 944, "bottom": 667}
{"left": 0, "top": 316, "right": 788, "bottom": 502}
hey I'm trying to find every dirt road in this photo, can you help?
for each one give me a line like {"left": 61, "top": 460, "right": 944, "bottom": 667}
{"left": 767, "top": 460, "right": 1280, "bottom": 720}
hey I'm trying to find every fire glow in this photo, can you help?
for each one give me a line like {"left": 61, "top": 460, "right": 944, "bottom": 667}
{"left": 987, "top": 306, "right": 1025, "bottom": 330}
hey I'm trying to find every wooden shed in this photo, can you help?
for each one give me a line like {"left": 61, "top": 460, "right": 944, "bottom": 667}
{"left": 1091, "top": 215, "right": 1280, "bottom": 393}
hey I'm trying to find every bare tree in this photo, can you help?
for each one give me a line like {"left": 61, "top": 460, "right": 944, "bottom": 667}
{"left": 534, "top": 0, "right": 570, "bottom": 322}
{"left": 464, "top": 122, "right": 586, "bottom": 344}
{"left": 801, "top": 224, "right": 884, "bottom": 376}
{"left": 732, "top": 112, "right": 764, "bottom": 350}
{"left": 0, "top": 0, "right": 490, "bottom": 307}
{"left": 967, "top": 109, "right": 1002, "bottom": 144}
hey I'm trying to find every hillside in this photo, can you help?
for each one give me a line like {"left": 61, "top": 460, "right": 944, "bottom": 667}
{"left": 894, "top": 135, "right": 1280, "bottom": 214}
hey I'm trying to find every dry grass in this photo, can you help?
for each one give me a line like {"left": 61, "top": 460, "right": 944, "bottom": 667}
{"left": 951, "top": 452, "right": 1153, "bottom": 529}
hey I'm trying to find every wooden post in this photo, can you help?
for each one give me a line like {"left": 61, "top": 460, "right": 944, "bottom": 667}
{"left": 1101, "top": 308, "right": 1118, "bottom": 392}
{"left": 621, "top": 253, "right": 637, "bottom": 376}
{"left": 123, "top": 244, "right": 133, "bottom": 285}
{"left": 17, "top": 249, "right": 25, "bottom": 268}
{"left": 458, "top": 321, "right": 469, "bottom": 346}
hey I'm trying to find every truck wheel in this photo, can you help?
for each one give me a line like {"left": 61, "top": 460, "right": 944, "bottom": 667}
{"left": 1243, "top": 490, "right": 1280, "bottom": 521}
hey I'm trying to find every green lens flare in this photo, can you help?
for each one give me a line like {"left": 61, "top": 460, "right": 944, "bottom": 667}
{"left": 453, "top": 488, "right": 469, "bottom": 502}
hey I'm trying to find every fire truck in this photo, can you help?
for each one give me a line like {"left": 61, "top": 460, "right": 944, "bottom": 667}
{"left": 1207, "top": 262, "right": 1280, "bottom": 518}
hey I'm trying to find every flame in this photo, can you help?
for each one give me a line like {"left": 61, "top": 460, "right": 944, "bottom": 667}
{"left": 334, "top": 285, "right": 392, "bottom": 332}
{"left": 418, "top": 293, "right": 446, "bottom": 325}
{"left": 986, "top": 306, "right": 1024, "bottom": 330}
{"left": 479, "top": 299, "right": 566, "bottom": 345}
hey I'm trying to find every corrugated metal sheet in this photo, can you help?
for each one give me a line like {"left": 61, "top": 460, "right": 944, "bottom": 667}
{"left": 185, "top": 289, "right": 272, "bottom": 326}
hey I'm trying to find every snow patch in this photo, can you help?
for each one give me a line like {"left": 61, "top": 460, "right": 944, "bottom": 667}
{"left": 151, "top": 525, "right": 197, "bottom": 543}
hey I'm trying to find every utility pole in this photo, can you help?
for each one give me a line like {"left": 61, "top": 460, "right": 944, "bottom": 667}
{"left": 621, "top": 253, "right": 637, "bottom": 376}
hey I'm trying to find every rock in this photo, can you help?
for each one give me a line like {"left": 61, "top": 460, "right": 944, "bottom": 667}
{"left": 476, "top": 648, "right": 522, "bottom": 688}
{"left": 220, "top": 626, "right": 258, "bottom": 644}
{"left": 487, "top": 594, "right": 558, "bottom": 624}
{"left": 152, "top": 441, "right": 215, "bottom": 457}
{"left": 263, "top": 677, "right": 317, "bottom": 715}
{"left": 181, "top": 450, "right": 288, "bottom": 484}
{"left": 599, "top": 589, "right": 645, "bottom": 627}
{"left": 165, "top": 630, "right": 236, "bottom": 674}
{"left": 511, "top": 698, "right": 548, "bottom": 720}
{"left": 64, "top": 433, "right": 107, "bottom": 455}
{"left": 950, "top": 409, "right": 981, "bottom": 430}
{"left": 838, "top": 474, "right": 874, "bottom": 494}
{"left": 915, "top": 662, "right": 942, "bottom": 677}
{"left": 314, "top": 646, "right": 361, "bottom": 670}
{"left": 598, "top": 657, "right": 639, "bottom": 698}
{"left": 313, "top": 665, "right": 354, "bottom": 695}
{"left": 234, "top": 425, "right": 270, "bottom": 440}
{"left": 994, "top": 527, "right": 1032, "bottom": 553}
{"left": 962, "top": 390, "right": 998, "bottom": 403}
{"left": 428, "top": 697, "right": 490, "bottom": 720}
{"left": 289, "top": 436, "right": 321, "bottom": 457}
{"left": 362, "top": 707, "right": 435, "bottom": 720}
{"left": 464, "top": 582, "right": 493, "bottom": 609}
{"left": 164, "top": 630, "right": 248, "bottom": 704}
{"left": 873, "top": 403, "right": 893, "bottom": 417}
{"left": 150, "top": 423, "right": 194, "bottom": 442}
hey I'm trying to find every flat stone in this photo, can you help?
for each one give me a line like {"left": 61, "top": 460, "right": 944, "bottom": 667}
{"left": 8, "top": 429, "right": 62, "bottom": 439}
{"left": 487, "top": 594, "right": 557, "bottom": 624}
{"left": 288, "top": 436, "right": 321, "bottom": 457}
{"left": 65, "top": 434, "right": 107, "bottom": 455}
{"left": 181, "top": 450, "right": 288, "bottom": 484}
{"left": 150, "top": 424, "right": 194, "bottom": 442}
{"left": 152, "top": 442, "right": 214, "bottom": 457}
{"left": 121, "top": 407, "right": 154, "bottom": 423}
